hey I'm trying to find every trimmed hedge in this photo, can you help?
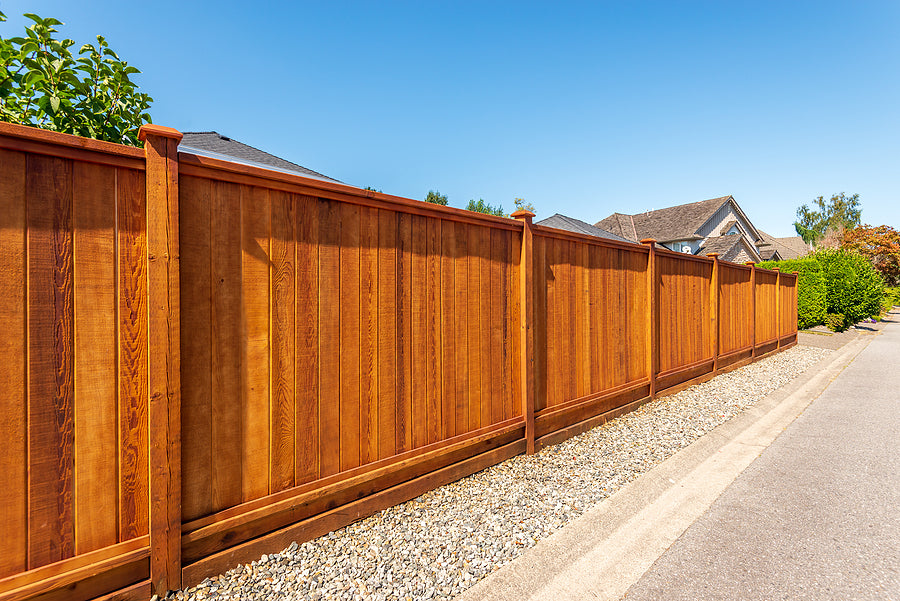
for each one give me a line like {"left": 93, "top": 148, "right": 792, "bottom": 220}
{"left": 758, "top": 257, "right": 826, "bottom": 329}
{"left": 813, "top": 249, "right": 885, "bottom": 325}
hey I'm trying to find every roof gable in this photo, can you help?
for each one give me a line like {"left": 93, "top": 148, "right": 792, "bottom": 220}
{"left": 596, "top": 196, "right": 732, "bottom": 243}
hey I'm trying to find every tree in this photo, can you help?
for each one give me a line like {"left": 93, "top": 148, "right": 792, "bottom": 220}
{"left": 424, "top": 190, "right": 448, "bottom": 206}
{"left": 840, "top": 224, "right": 900, "bottom": 286}
{"left": 465, "top": 198, "right": 505, "bottom": 217}
{"left": 513, "top": 197, "right": 536, "bottom": 214}
{"left": 0, "top": 12, "right": 152, "bottom": 146}
{"left": 363, "top": 186, "right": 382, "bottom": 192}
{"left": 793, "top": 193, "right": 862, "bottom": 245}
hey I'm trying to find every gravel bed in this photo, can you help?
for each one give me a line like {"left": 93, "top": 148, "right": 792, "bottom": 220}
{"left": 169, "top": 344, "right": 831, "bottom": 601}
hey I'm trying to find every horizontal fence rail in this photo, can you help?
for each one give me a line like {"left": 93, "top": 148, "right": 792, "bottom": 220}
{"left": 0, "top": 121, "right": 799, "bottom": 601}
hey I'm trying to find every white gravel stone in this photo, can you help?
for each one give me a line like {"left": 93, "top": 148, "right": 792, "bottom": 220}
{"left": 172, "top": 345, "right": 830, "bottom": 601}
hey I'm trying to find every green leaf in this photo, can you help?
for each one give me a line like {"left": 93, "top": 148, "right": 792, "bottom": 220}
{"left": 49, "top": 95, "right": 60, "bottom": 113}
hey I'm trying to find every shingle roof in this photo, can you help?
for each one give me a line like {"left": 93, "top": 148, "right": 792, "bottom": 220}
{"left": 179, "top": 132, "right": 341, "bottom": 183}
{"left": 756, "top": 229, "right": 811, "bottom": 260}
{"left": 700, "top": 234, "right": 761, "bottom": 263}
{"left": 596, "top": 196, "right": 732, "bottom": 243}
{"left": 536, "top": 213, "right": 632, "bottom": 243}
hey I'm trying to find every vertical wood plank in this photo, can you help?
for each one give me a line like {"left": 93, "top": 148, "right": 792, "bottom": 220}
{"left": 210, "top": 181, "right": 243, "bottom": 509}
{"left": 512, "top": 212, "right": 535, "bottom": 453}
{"left": 340, "top": 202, "right": 361, "bottom": 471}
{"left": 270, "top": 191, "right": 296, "bottom": 491}
{"left": 532, "top": 235, "right": 547, "bottom": 412}
{"left": 359, "top": 206, "right": 379, "bottom": 464}
{"left": 117, "top": 167, "right": 149, "bottom": 541}
{"left": 467, "top": 225, "right": 483, "bottom": 432}
{"left": 588, "top": 246, "right": 601, "bottom": 393}
{"left": 487, "top": 228, "right": 501, "bottom": 427}
{"left": 453, "top": 222, "right": 469, "bottom": 435}
{"left": 545, "top": 238, "right": 559, "bottom": 407}
{"left": 410, "top": 215, "right": 427, "bottom": 449}
{"left": 318, "top": 199, "right": 341, "bottom": 475}
{"left": 141, "top": 127, "right": 183, "bottom": 593}
{"left": 0, "top": 149, "right": 27, "bottom": 578}
{"left": 440, "top": 221, "right": 456, "bottom": 440}
{"left": 396, "top": 213, "right": 412, "bottom": 453}
{"left": 295, "top": 195, "right": 319, "bottom": 484}
{"left": 425, "top": 219, "right": 442, "bottom": 444}
{"left": 377, "top": 209, "right": 397, "bottom": 459}
{"left": 240, "top": 185, "right": 270, "bottom": 501}
{"left": 500, "top": 231, "right": 513, "bottom": 423}
{"left": 73, "top": 162, "right": 118, "bottom": 553}
{"left": 509, "top": 232, "right": 522, "bottom": 420}
{"left": 642, "top": 240, "right": 658, "bottom": 398}
{"left": 179, "top": 176, "right": 213, "bottom": 522}
{"left": 27, "top": 154, "right": 75, "bottom": 568}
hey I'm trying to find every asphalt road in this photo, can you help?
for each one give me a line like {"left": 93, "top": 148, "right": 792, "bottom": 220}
{"left": 624, "top": 319, "right": 900, "bottom": 600}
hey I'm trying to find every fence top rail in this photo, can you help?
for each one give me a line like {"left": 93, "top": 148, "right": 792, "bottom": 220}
{"left": 0, "top": 120, "right": 146, "bottom": 170}
{"left": 654, "top": 245, "right": 714, "bottom": 265}
{"left": 531, "top": 223, "right": 651, "bottom": 254}
{"left": 177, "top": 151, "right": 524, "bottom": 232}
{"left": 718, "top": 260, "right": 752, "bottom": 272}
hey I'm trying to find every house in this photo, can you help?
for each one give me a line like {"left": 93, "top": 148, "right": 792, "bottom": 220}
{"left": 179, "top": 131, "right": 341, "bottom": 183}
{"left": 596, "top": 195, "right": 772, "bottom": 263}
{"left": 756, "top": 229, "right": 812, "bottom": 260}
{"left": 537, "top": 213, "right": 632, "bottom": 243}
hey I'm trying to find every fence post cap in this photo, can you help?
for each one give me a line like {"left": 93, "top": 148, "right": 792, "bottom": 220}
{"left": 772, "top": 267, "right": 780, "bottom": 271}
{"left": 139, "top": 124, "right": 183, "bottom": 142}
{"left": 793, "top": 271, "right": 799, "bottom": 275}
{"left": 640, "top": 238, "right": 657, "bottom": 245}
{"left": 744, "top": 261, "right": 756, "bottom": 266}
{"left": 706, "top": 252, "right": 720, "bottom": 258}
{"left": 511, "top": 209, "right": 535, "bottom": 224}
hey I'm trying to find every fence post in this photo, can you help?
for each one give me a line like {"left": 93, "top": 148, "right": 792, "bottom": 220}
{"left": 139, "top": 124, "right": 183, "bottom": 596}
{"left": 641, "top": 239, "right": 658, "bottom": 399}
{"left": 792, "top": 271, "right": 799, "bottom": 337}
{"left": 707, "top": 253, "right": 720, "bottom": 372}
{"left": 773, "top": 267, "right": 781, "bottom": 349}
{"left": 512, "top": 209, "right": 535, "bottom": 454}
{"left": 746, "top": 261, "right": 756, "bottom": 359}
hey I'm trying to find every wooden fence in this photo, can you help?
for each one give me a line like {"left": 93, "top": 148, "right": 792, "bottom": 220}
{"left": 0, "top": 121, "right": 798, "bottom": 601}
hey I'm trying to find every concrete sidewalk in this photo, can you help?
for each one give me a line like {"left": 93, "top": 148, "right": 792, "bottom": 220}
{"left": 458, "top": 315, "right": 898, "bottom": 601}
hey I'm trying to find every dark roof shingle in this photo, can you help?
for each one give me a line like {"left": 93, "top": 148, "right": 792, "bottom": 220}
{"left": 536, "top": 214, "right": 632, "bottom": 243}
{"left": 179, "top": 132, "right": 341, "bottom": 183}
{"left": 596, "top": 196, "right": 732, "bottom": 242}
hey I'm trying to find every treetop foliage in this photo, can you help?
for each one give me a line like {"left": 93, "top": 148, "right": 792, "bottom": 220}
{"left": 465, "top": 198, "right": 505, "bottom": 217}
{"left": 0, "top": 11, "right": 152, "bottom": 145}
{"left": 793, "top": 193, "right": 862, "bottom": 245}
{"left": 840, "top": 224, "right": 900, "bottom": 287}
{"left": 424, "top": 190, "right": 448, "bottom": 206}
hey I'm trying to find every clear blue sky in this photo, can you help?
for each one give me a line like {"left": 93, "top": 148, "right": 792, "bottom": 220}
{"left": 3, "top": 0, "right": 898, "bottom": 236}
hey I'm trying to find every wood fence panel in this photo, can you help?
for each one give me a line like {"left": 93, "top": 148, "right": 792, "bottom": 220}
{"left": 779, "top": 275, "right": 798, "bottom": 337}
{"left": 718, "top": 263, "right": 753, "bottom": 356}
{"left": 657, "top": 254, "right": 713, "bottom": 377}
{"left": 73, "top": 162, "right": 119, "bottom": 555}
{"left": 755, "top": 270, "right": 778, "bottom": 344}
{"left": 0, "top": 148, "right": 27, "bottom": 579}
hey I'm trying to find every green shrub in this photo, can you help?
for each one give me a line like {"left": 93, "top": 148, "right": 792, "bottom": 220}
{"left": 826, "top": 313, "right": 847, "bottom": 332}
{"left": 758, "top": 257, "right": 826, "bottom": 329}
{"left": 883, "top": 287, "right": 900, "bottom": 312}
{"left": 813, "top": 249, "right": 885, "bottom": 324}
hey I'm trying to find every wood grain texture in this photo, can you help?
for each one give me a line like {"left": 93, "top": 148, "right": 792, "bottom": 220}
{"left": 340, "top": 202, "right": 361, "bottom": 471}
{"left": 240, "top": 186, "right": 271, "bottom": 501}
{"left": 117, "top": 167, "right": 149, "bottom": 541}
{"left": 453, "top": 222, "right": 469, "bottom": 435}
{"left": 73, "top": 161, "right": 118, "bottom": 554}
{"left": 410, "top": 215, "right": 428, "bottom": 449}
{"left": 210, "top": 181, "right": 243, "bottom": 511}
{"left": 270, "top": 191, "right": 296, "bottom": 492}
{"left": 318, "top": 199, "right": 341, "bottom": 476}
{"left": 440, "top": 221, "right": 456, "bottom": 439}
{"left": 27, "top": 154, "right": 76, "bottom": 568}
{"left": 179, "top": 176, "right": 213, "bottom": 522}
{"left": 0, "top": 149, "right": 27, "bottom": 578}
{"left": 377, "top": 209, "right": 397, "bottom": 459}
{"left": 425, "top": 219, "right": 442, "bottom": 444}
{"left": 295, "top": 195, "right": 319, "bottom": 484}
{"left": 466, "top": 225, "right": 483, "bottom": 433}
{"left": 396, "top": 213, "right": 413, "bottom": 453}
{"left": 359, "top": 206, "right": 379, "bottom": 464}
